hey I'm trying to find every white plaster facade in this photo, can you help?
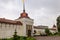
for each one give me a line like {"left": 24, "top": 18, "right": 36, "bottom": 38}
{"left": 16, "top": 18, "right": 34, "bottom": 36}
{"left": 0, "top": 12, "right": 34, "bottom": 39}
{"left": 34, "top": 28, "right": 46, "bottom": 35}
{"left": 33, "top": 26, "right": 48, "bottom": 35}
{"left": 0, "top": 23, "right": 22, "bottom": 38}
{"left": 34, "top": 26, "right": 57, "bottom": 36}
{"left": 0, "top": 17, "right": 34, "bottom": 39}
{"left": 49, "top": 29, "right": 57, "bottom": 34}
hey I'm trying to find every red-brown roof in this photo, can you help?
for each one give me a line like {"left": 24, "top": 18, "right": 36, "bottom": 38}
{"left": 49, "top": 28, "right": 56, "bottom": 30}
{"left": 34, "top": 26, "right": 48, "bottom": 29}
{"left": 0, "top": 18, "right": 22, "bottom": 25}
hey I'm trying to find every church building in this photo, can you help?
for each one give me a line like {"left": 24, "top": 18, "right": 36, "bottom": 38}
{"left": 0, "top": 0, "right": 57, "bottom": 39}
{"left": 0, "top": 1, "right": 34, "bottom": 38}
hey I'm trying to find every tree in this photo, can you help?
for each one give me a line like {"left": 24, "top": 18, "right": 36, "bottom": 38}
{"left": 45, "top": 28, "right": 52, "bottom": 36}
{"left": 57, "top": 16, "right": 60, "bottom": 32}
{"left": 13, "top": 29, "right": 20, "bottom": 40}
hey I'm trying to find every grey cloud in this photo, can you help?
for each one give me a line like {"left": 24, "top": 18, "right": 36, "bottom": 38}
{"left": 26, "top": 0, "right": 60, "bottom": 15}
{"left": 0, "top": 0, "right": 60, "bottom": 27}
{"left": 26, "top": 0, "right": 58, "bottom": 9}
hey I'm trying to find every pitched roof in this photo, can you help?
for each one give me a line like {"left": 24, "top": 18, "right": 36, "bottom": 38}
{"left": 49, "top": 28, "right": 56, "bottom": 30}
{"left": 0, "top": 18, "right": 22, "bottom": 25}
{"left": 34, "top": 25, "right": 48, "bottom": 29}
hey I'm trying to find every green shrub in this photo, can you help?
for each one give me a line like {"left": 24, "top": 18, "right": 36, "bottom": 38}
{"left": 26, "top": 37, "right": 36, "bottom": 40}
{"left": 45, "top": 28, "right": 53, "bottom": 36}
{"left": 0, "top": 36, "right": 36, "bottom": 40}
{"left": 2, "top": 38, "right": 7, "bottom": 40}
{"left": 20, "top": 36, "right": 26, "bottom": 40}
{"left": 52, "top": 32, "right": 60, "bottom": 36}
{"left": 54, "top": 32, "right": 58, "bottom": 35}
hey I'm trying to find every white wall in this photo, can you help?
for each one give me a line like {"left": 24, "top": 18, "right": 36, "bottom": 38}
{"left": 34, "top": 28, "right": 46, "bottom": 35}
{"left": 50, "top": 29, "right": 57, "bottom": 34}
{"left": 16, "top": 18, "right": 34, "bottom": 36}
{"left": 0, "top": 23, "right": 23, "bottom": 38}
{"left": 0, "top": 17, "right": 34, "bottom": 38}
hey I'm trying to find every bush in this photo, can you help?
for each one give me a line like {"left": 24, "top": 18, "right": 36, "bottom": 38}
{"left": 45, "top": 28, "right": 53, "bottom": 36}
{"left": 20, "top": 36, "right": 26, "bottom": 40}
{"left": 54, "top": 32, "right": 60, "bottom": 36}
{"left": 54, "top": 32, "right": 58, "bottom": 35}
{"left": 2, "top": 38, "right": 7, "bottom": 40}
{"left": 0, "top": 36, "right": 36, "bottom": 40}
{"left": 26, "top": 37, "right": 36, "bottom": 40}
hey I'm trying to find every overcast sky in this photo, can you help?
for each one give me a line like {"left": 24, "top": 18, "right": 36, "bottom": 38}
{"left": 0, "top": 0, "right": 60, "bottom": 28}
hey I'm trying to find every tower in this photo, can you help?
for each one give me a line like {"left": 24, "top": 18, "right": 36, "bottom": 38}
{"left": 19, "top": 0, "right": 30, "bottom": 19}
{"left": 16, "top": 0, "right": 34, "bottom": 37}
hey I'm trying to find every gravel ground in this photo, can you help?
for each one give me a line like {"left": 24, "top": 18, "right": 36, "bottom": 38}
{"left": 34, "top": 36, "right": 60, "bottom": 40}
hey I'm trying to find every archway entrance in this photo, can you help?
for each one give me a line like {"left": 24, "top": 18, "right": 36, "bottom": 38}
{"left": 26, "top": 25, "right": 32, "bottom": 37}
{"left": 27, "top": 30, "right": 31, "bottom": 37}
